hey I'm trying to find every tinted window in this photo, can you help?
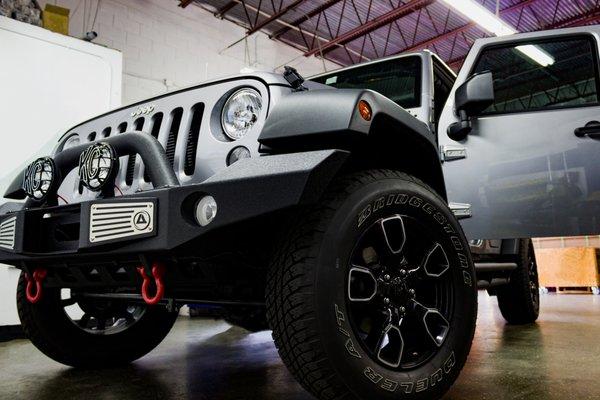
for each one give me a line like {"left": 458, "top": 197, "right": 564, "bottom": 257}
{"left": 472, "top": 37, "right": 599, "bottom": 115}
{"left": 311, "top": 56, "right": 422, "bottom": 109}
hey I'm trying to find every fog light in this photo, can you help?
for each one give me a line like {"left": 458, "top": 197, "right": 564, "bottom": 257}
{"left": 195, "top": 196, "right": 217, "bottom": 227}
{"left": 79, "top": 142, "right": 118, "bottom": 191}
{"left": 22, "top": 157, "right": 56, "bottom": 201}
{"left": 227, "top": 146, "right": 251, "bottom": 166}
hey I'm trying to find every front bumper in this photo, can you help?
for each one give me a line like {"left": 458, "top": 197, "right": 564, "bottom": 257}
{"left": 0, "top": 149, "right": 348, "bottom": 267}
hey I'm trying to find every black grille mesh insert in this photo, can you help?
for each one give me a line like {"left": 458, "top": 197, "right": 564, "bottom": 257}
{"left": 184, "top": 103, "right": 204, "bottom": 176}
{"left": 165, "top": 108, "right": 183, "bottom": 168}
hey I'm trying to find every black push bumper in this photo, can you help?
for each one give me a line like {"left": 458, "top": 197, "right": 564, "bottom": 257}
{"left": 0, "top": 147, "right": 347, "bottom": 267}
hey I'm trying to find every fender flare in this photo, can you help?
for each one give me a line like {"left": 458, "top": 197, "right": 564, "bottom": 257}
{"left": 259, "top": 89, "right": 446, "bottom": 199}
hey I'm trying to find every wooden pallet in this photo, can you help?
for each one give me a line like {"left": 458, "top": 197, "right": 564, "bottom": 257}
{"left": 536, "top": 247, "right": 600, "bottom": 292}
{"left": 554, "top": 287, "right": 597, "bottom": 295}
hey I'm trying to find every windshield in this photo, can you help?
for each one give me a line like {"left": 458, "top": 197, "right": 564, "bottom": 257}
{"left": 311, "top": 56, "right": 422, "bottom": 109}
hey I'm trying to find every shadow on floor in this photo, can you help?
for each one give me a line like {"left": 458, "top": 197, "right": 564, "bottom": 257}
{"left": 1, "top": 293, "right": 600, "bottom": 400}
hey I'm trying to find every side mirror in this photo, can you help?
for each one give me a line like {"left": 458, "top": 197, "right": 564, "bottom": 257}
{"left": 447, "top": 71, "right": 495, "bottom": 141}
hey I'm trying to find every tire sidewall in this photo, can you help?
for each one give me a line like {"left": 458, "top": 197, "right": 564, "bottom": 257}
{"left": 314, "top": 177, "right": 477, "bottom": 399}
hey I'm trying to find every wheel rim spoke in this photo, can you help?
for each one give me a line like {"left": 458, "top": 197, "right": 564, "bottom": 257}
{"left": 60, "top": 297, "right": 77, "bottom": 307}
{"left": 412, "top": 300, "right": 450, "bottom": 348}
{"left": 376, "top": 318, "right": 405, "bottom": 368}
{"left": 78, "top": 313, "right": 91, "bottom": 329}
{"left": 421, "top": 243, "right": 450, "bottom": 278}
{"left": 364, "top": 309, "right": 391, "bottom": 349}
{"left": 348, "top": 265, "right": 378, "bottom": 302}
{"left": 379, "top": 215, "right": 406, "bottom": 255}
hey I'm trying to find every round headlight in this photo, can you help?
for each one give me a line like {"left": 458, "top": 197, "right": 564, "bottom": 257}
{"left": 221, "top": 88, "right": 263, "bottom": 140}
{"left": 62, "top": 134, "right": 81, "bottom": 150}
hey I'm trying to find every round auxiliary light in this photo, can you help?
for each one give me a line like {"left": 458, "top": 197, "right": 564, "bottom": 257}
{"left": 221, "top": 88, "right": 263, "bottom": 140}
{"left": 78, "top": 142, "right": 118, "bottom": 191}
{"left": 195, "top": 196, "right": 217, "bottom": 227}
{"left": 227, "top": 146, "right": 251, "bottom": 166}
{"left": 22, "top": 157, "right": 56, "bottom": 201}
{"left": 358, "top": 100, "right": 372, "bottom": 121}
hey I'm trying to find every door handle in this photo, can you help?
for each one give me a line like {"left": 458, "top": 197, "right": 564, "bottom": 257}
{"left": 575, "top": 121, "right": 600, "bottom": 139}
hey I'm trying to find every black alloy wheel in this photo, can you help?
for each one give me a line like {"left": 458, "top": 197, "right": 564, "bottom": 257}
{"left": 346, "top": 214, "right": 454, "bottom": 371}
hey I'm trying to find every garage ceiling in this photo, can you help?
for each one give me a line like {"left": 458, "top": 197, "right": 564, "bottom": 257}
{"left": 182, "top": 0, "right": 600, "bottom": 70}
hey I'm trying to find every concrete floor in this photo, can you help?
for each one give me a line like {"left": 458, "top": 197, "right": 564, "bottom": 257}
{"left": 1, "top": 293, "right": 599, "bottom": 400}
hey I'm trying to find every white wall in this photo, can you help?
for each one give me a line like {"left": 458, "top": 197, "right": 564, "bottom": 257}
{"left": 0, "top": 17, "right": 121, "bottom": 184}
{"left": 0, "top": 17, "right": 121, "bottom": 326}
{"left": 38, "top": 0, "right": 338, "bottom": 105}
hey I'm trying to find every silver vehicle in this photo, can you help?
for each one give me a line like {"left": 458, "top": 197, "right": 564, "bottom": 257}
{"left": 1, "top": 26, "right": 598, "bottom": 400}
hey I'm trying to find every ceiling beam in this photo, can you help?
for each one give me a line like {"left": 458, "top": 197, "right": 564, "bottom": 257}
{"left": 216, "top": 0, "right": 369, "bottom": 62}
{"left": 179, "top": 0, "right": 194, "bottom": 8}
{"left": 215, "top": 1, "right": 238, "bottom": 19}
{"left": 270, "top": 0, "right": 344, "bottom": 39}
{"left": 445, "top": 6, "right": 600, "bottom": 70}
{"left": 548, "top": 8, "right": 600, "bottom": 29}
{"left": 398, "top": 0, "right": 540, "bottom": 55}
{"left": 246, "top": 0, "right": 306, "bottom": 35}
{"left": 304, "top": 0, "right": 435, "bottom": 57}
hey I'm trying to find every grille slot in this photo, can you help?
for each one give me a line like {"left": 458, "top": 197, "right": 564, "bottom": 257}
{"left": 184, "top": 103, "right": 204, "bottom": 176}
{"left": 166, "top": 108, "right": 183, "bottom": 168}
{"left": 144, "top": 113, "right": 164, "bottom": 182}
{"left": 125, "top": 118, "right": 145, "bottom": 186}
{"left": 0, "top": 216, "right": 16, "bottom": 250}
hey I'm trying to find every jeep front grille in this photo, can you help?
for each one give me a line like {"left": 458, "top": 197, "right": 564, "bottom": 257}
{"left": 55, "top": 78, "right": 268, "bottom": 204}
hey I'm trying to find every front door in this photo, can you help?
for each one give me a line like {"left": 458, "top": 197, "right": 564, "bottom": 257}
{"left": 439, "top": 32, "right": 600, "bottom": 240}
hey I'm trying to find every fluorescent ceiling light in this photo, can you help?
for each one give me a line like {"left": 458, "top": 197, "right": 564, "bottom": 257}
{"left": 440, "top": 0, "right": 516, "bottom": 36}
{"left": 440, "top": 0, "right": 555, "bottom": 66}
{"left": 515, "top": 45, "right": 555, "bottom": 67}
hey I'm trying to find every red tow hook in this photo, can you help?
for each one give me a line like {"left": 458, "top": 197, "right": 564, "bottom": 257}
{"left": 25, "top": 269, "right": 48, "bottom": 304}
{"left": 137, "top": 263, "right": 166, "bottom": 305}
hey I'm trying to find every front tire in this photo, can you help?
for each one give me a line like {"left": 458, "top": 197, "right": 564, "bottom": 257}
{"left": 17, "top": 273, "right": 178, "bottom": 368}
{"left": 266, "top": 170, "right": 477, "bottom": 400}
{"left": 496, "top": 239, "right": 540, "bottom": 325}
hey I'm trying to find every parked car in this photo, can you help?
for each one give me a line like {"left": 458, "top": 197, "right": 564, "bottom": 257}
{"left": 1, "top": 25, "right": 598, "bottom": 400}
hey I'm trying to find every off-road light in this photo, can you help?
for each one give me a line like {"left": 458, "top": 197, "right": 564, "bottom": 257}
{"left": 440, "top": 0, "right": 555, "bottom": 67}
{"left": 227, "top": 146, "right": 251, "bottom": 166}
{"left": 358, "top": 100, "right": 372, "bottom": 121}
{"left": 195, "top": 196, "right": 217, "bottom": 227}
{"left": 221, "top": 88, "right": 263, "bottom": 140}
{"left": 22, "top": 157, "right": 56, "bottom": 201}
{"left": 78, "top": 142, "right": 118, "bottom": 191}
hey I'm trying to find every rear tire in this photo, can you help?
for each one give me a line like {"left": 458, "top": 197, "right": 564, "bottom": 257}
{"left": 17, "top": 272, "right": 178, "bottom": 368}
{"left": 496, "top": 239, "right": 540, "bottom": 325}
{"left": 266, "top": 170, "right": 477, "bottom": 400}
